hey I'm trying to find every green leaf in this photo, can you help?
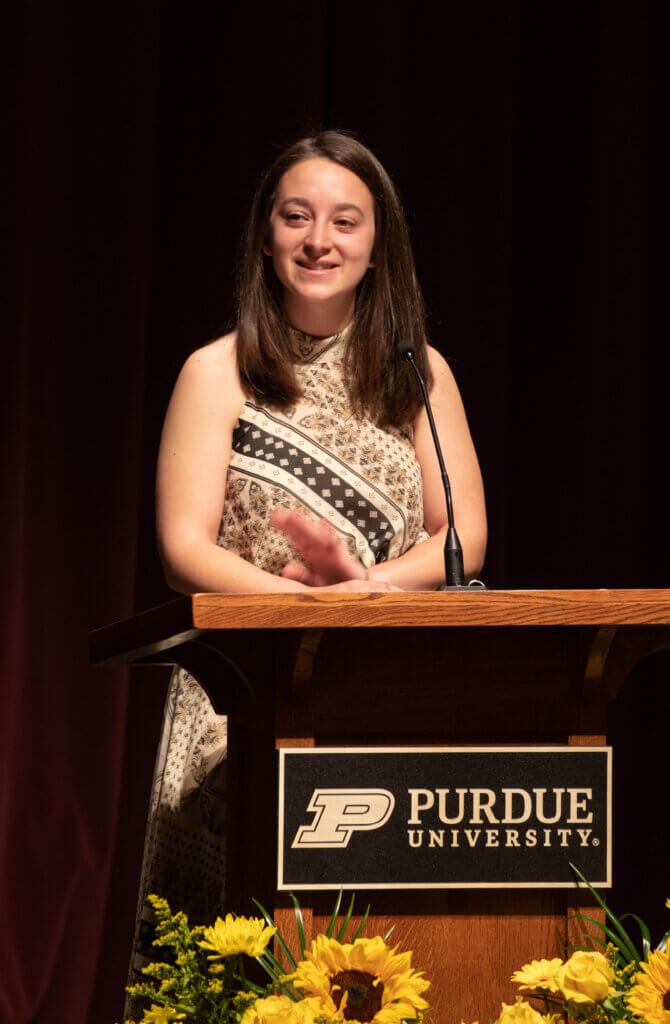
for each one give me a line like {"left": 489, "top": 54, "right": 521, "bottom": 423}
{"left": 253, "top": 957, "right": 302, "bottom": 1002}
{"left": 567, "top": 912, "right": 607, "bottom": 934}
{"left": 325, "top": 890, "right": 344, "bottom": 938}
{"left": 290, "top": 893, "right": 306, "bottom": 957}
{"left": 621, "top": 913, "right": 651, "bottom": 960}
{"left": 258, "top": 946, "right": 291, "bottom": 978}
{"left": 255, "top": 954, "right": 285, "bottom": 985}
{"left": 565, "top": 930, "right": 608, "bottom": 948}
{"left": 351, "top": 904, "right": 371, "bottom": 941}
{"left": 336, "top": 893, "right": 356, "bottom": 942}
{"left": 382, "top": 924, "right": 395, "bottom": 943}
{"left": 657, "top": 928, "right": 669, "bottom": 953}
{"left": 568, "top": 914, "right": 627, "bottom": 951}
{"left": 569, "top": 863, "right": 641, "bottom": 962}
{"left": 252, "top": 899, "right": 297, "bottom": 970}
{"left": 234, "top": 978, "right": 267, "bottom": 995}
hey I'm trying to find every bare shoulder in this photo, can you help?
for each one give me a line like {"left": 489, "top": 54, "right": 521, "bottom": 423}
{"left": 424, "top": 345, "right": 464, "bottom": 408}
{"left": 167, "top": 330, "right": 245, "bottom": 429}
{"left": 426, "top": 344, "right": 456, "bottom": 385}
{"left": 181, "top": 329, "right": 240, "bottom": 382}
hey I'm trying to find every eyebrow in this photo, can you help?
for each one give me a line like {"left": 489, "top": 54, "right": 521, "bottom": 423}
{"left": 278, "top": 196, "right": 366, "bottom": 217}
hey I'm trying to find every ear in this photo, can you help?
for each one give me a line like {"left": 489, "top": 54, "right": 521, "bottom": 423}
{"left": 263, "top": 242, "right": 272, "bottom": 256}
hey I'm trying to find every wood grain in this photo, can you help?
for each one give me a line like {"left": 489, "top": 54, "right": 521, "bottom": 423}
{"left": 191, "top": 589, "right": 670, "bottom": 630}
{"left": 90, "top": 591, "right": 670, "bottom": 667}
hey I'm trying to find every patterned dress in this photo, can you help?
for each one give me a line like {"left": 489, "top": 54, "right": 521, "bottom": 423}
{"left": 125, "top": 324, "right": 428, "bottom": 1012}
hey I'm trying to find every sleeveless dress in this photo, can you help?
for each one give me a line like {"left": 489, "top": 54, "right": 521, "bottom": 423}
{"left": 125, "top": 325, "right": 428, "bottom": 1013}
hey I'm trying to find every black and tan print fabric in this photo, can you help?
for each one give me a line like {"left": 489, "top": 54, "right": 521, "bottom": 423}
{"left": 220, "top": 325, "right": 427, "bottom": 570}
{"left": 125, "top": 325, "right": 427, "bottom": 1015}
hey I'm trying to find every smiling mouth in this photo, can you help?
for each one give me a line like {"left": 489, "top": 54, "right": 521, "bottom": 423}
{"left": 296, "top": 261, "right": 338, "bottom": 272}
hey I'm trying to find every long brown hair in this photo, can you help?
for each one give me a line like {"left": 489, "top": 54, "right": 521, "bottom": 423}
{"left": 235, "top": 131, "right": 433, "bottom": 428}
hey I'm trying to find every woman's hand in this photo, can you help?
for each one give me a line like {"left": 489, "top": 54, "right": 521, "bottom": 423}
{"left": 271, "top": 509, "right": 399, "bottom": 590}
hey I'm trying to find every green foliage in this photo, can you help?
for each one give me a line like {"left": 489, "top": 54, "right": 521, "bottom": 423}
{"left": 124, "top": 890, "right": 376, "bottom": 1023}
{"left": 251, "top": 890, "right": 371, "bottom": 995}
{"left": 124, "top": 896, "right": 258, "bottom": 1024}
{"left": 569, "top": 863, "right": 653, "bottom": 967}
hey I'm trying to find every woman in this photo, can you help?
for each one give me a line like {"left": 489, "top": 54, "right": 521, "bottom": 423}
{"left": 126, "top": 131, "right": 486, "bottom": 1007}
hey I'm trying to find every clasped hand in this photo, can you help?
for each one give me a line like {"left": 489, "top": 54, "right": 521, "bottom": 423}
{"left": 270, "top": 509, "right": 401, "bottom": 592}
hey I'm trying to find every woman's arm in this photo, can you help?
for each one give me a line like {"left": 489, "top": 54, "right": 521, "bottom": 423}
{"left": 156, "top": 335, "right": 397, "bottom": 595}
{"left": 367, "top": 346, "right": 487, "bottom": 589}
{"left": 156, "top": 334, "right": 305, "bottom": 594}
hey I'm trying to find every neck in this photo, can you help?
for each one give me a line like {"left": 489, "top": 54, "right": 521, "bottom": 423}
{"left": 283, "top": 294, "right": 355, "bottom": 338}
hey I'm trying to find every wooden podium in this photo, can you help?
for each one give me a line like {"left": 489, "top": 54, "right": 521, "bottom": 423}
{"left": 91, "top": 589, "right": 670, "bottom": 1022}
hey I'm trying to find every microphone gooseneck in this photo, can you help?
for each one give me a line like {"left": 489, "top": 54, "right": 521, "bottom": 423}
{"left": 396, "top": 338, "right": 465, "bottom": 588}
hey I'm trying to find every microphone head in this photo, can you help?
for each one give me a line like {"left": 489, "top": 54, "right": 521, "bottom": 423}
{"left": 396, "top": 338, "right": 416, "bottom": 361}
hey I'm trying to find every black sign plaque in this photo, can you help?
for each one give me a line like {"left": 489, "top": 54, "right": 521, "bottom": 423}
{"left": 278, "top": 747, "right": 612, "bottom": 890}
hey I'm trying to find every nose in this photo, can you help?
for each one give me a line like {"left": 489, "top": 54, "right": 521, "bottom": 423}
{"left": 303, "top": 217, "right": 331, "bottom": 256}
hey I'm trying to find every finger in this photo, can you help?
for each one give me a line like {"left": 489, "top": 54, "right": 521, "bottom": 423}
{"left": 281, "top": 561, "right": 315, "bottom": 585}
{"left": 276, "top": 513, "right": 340, "bottom": 562}
{"left": 316, "top": 517, "right": 339, "bottom": 545}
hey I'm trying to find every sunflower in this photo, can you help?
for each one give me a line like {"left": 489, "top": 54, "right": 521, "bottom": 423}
{"left": 511, "top": 958, "right": 563, "bottom": 993}
{"left": 289, "top": 934, "right": 429, "bottom": 1024}
{"left": 626, "top": 948, "right": 670, "bottom": 1024}
{"left": 198, "top": 913, "right": 276, "bottom": 959}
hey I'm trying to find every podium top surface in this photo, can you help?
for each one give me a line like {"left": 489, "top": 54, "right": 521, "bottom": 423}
{"left": 91, "top": 589, "right": 670, "bottom": 666}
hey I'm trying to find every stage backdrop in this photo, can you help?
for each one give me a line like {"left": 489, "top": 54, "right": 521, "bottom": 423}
{"left": 4, "top": 3, "right": 669, "bottom": 1022}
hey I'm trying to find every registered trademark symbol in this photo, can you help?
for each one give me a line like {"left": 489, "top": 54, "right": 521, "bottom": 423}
{"left": 592, "top": 837, "right": 600, "bottom": 846}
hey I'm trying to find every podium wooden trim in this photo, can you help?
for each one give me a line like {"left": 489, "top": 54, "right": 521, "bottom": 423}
{"left": 91, "top": 590, "right": 670, "bottom": 1021}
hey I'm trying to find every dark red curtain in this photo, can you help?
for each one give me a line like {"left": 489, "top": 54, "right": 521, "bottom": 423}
{"left": 4, "top": 3, "right": 668, "bottom": 1022}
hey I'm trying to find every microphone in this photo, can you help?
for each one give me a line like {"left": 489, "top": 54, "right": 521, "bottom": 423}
{"left": 396, "top": 338, "right": 466, "bottom": 589}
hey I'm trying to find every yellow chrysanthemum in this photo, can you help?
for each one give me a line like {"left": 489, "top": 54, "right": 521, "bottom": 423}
{"left": 511, "top": 958, "right": 563, "bottom": 993}
{"left": 626, "top": 948, "right": 670, "bottom": 1024}
{"left": 494, "top": 997, "right": 545, "bottom": 1024}
{"left": 140, "top": 1006, "right": 186, "bottom": 1024}
{"left": 242, "top": 994, "right": 321, "bottom": 1024}
{"left": 290, "top": 934, "right": 430, "bottom": 1024}
{"left": 198, "top": 913, "right": 276, "bottom": 959}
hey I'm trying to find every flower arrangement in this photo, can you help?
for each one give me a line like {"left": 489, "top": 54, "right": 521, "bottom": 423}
{"left": 490, "top": 865, "right": 670, "bottom": 1024}
{"left": 118, "top": 892, "right": 430, "bottom": 1024}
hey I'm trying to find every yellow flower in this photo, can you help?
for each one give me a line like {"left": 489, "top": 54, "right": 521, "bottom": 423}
{"left": 511, "top": 958, "right": 563, "bottom": 993}
{"left": 198, "top": 913, "right": 276, "bottom": 959}
{"left": 494, "top": 997, "right": 546, "bottom": 1024}
{"left": 555, "top": 950, "right": 614, "bottom": 1003}
{"left": 242, "top": 994, "right": 319, "bottom": 1024}
{"left": 140, "top": 1006, "right": 186, "bottom": 1024}
{"left": 626, "top": 947, "right": 670, "bottom": 1024}
{"left": 290, "top": 934, "right": 429, "bottom": 1024}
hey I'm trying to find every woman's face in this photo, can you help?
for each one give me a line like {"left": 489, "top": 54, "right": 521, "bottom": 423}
{"left": 265, "top": 158, "right": 376, "bottom": 325}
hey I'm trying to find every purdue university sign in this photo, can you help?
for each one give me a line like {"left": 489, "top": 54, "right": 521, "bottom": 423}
{"left": 277, "top": 747, "right": 612, "bottom": 890}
